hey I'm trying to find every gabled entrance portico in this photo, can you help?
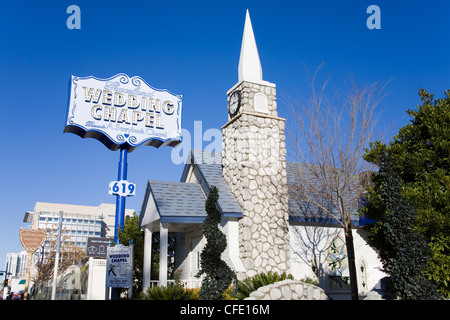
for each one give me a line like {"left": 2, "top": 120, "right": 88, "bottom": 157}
{"left": 142, "top": 222, "right": 208, "bottom": 289}
{"left": 140, "top": 180, "right": 208, "bottom": 288}
{"left": 139, "top": 157, "right": 244, "bottom": 289}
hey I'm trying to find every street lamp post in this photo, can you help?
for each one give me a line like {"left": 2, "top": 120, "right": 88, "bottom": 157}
{"left": 51, "top": 211, "right": 63, "bottom": 300}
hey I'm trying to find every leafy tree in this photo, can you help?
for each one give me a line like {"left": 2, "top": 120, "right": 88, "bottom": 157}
{"left": 197, "top": 186, "right": 236, "bottom": 300}
{"left": 372, "top": 151, "right": 439, "bottom": 299}
{"left": 363, "top": 89, "right": 450, "bottom": 298}
{"left": 117, "top": 212, "right": 144, "bottom": 297}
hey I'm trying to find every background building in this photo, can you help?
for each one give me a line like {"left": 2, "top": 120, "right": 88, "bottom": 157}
{"left": 5, "top": 202, "right": 135, "bottom": 299}
{"left": 4, "top": 251, "right": 28, "bottom": 279}
{"left": 2, "top": 251, "right": 28, "bottom": 298}
{"left": 22, "top": 202, "right": 134, "bottom": 257}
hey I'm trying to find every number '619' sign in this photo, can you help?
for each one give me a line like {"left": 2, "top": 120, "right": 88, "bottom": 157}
{"left": 109, "top": 180, "right": 136, "bottom": 197}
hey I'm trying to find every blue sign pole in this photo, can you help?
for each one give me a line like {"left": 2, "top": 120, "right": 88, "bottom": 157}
{"left": 114, "top": 146, "right": 128, "bottom": 244}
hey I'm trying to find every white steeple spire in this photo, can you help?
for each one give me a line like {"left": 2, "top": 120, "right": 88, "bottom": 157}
{"left": 238, "top": 9, "right": 263, "bottom": 83}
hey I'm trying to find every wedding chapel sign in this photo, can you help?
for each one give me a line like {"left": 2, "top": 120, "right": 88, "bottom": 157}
{"left": 64, "top": 73, "right": 183, "bottom": 152}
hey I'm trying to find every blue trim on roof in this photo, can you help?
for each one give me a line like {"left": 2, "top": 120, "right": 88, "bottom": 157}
{"left": 289, "top": 215, "right": 361, "bottom": 226}
{"left": 161, "top": 216, "right": 206, "bottom": 224}
{"left": 359, "top": 217, "right": 377, "bottom": 227}
{"left": 223, "top": 212, "right": 243, "bottom": 218}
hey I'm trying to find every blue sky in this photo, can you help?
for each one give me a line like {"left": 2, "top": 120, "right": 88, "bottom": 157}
{"left": 0, "top": 0, "right": 448, "bottom": 269}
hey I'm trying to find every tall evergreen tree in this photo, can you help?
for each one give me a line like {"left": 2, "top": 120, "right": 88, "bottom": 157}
{"left": 371, "top": 152, "right": 439, "bottom": 299}
{"left": 364, "top": 89, "right": 450, "bottom": 297}
{"left": 197, "top": 186, "right": 236, "bottom": 300}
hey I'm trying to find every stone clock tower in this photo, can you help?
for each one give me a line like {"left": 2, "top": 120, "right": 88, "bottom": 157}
{"left": 222, "top": 10, "right": 290, "bottom": 278}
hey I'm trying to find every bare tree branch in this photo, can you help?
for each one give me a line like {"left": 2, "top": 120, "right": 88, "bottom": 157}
{"left": 283, "top": 66, "right": 388, "bottom": 299}
{"left": 285, "top": 67, "right": 388, "bottom": 229}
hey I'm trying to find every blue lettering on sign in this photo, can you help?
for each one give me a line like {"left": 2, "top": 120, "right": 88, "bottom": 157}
{"left": 109, "top": 180, "right": 136, "bottom": 197}
{"left": 110, "top": 253, "right": 130, "bottom": 263}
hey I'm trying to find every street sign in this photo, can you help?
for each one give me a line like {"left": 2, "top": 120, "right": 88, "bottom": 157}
{"left": 106, "top": 244, "right": 133, "bottom": 288}
{"left": 19, "top": 228, "right": 46, "bottom": 253}
{"left": 86, "top": 237, "right": 110, "bottom": 258}
{"left": 108, "top": 180, "right": 136, "bottom": 197}
{"left": 19, "top": 228, "right": 47, "bottom": 300}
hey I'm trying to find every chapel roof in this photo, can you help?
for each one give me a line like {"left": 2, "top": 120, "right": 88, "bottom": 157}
{"left": 144, "top": 181, "right": 207, "bottom": 223}
{"left": 139, "top": 150, "right": 362, "bottom": 229}
{"left": 139, "top": 150, "right": 242, "bottom": 229}
{"left": 183, "top": 150, "right": 243, "bottom": 215}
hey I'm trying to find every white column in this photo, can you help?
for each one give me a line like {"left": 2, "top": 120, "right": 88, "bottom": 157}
{"left": 226, "top": 219, "right": 246, "bottom": 273}
{"left": 159, "top": 223, "right": 168, "bottom": 287}
{"left": 87, "top": 257, "right": 94, "bottom": 300}
{"left": 143, "top": 227, "right": 152, "bottom": 291}
{"left": 51, "top": 211, "right": 63, "bottom": 300}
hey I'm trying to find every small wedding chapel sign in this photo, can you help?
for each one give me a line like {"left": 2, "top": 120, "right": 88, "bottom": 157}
{"left": 105, "top": 244, "right": 133, "bottom": 288}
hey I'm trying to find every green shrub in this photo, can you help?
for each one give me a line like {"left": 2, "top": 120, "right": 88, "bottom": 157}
{"left": 231, "top": 271, "right": 294, "bottom": 300}
{"left": 141, "top": 284, "right": 197, "bottom": 300}
{"left": 185, "top": 287, "right": 200, "bottom": 300}
{"left": 300, "top": 277, "right": 319, "bottom": 286}
{"left": 197, "top": 186, "right": 236, "bottom": 300}
{"left": 222, "top": 285, "right": 236, "bottom": 300}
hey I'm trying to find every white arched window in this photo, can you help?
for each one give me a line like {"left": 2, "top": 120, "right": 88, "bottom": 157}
{"left": 254, "top": 93, "right": 269, "bottom": 114}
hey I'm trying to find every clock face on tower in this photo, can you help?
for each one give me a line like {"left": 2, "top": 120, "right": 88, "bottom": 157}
{"left": 228, "top": 90, "right": 241, "bottom": 117}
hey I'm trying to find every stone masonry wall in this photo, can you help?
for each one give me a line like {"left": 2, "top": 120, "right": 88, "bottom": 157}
{"left": 223, "top": 81, "right": 290, "bottom": 279}
{"left": 245, "top": 279, "right": 328, "bottom": 300}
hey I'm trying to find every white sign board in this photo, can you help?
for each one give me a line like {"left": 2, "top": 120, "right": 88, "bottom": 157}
{"left": 64, "top": 73, "right": 183, "bottom": 152}
{"left": 108, "top": 180, "right": 136, "bottom": 197}
{"left": 105, "top": 244, "right": 133, "bottom": 288}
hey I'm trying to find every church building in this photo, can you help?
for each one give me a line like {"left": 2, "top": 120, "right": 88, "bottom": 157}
{"left": 139, "top": 10, "right": 386, "bottom": 299}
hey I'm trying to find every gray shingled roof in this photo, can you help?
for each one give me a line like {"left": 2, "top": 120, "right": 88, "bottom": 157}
{"left": 189, "top": 150, "right": 242, "bottom": 215}
{"left": 140, "top": 150, "right": 242, "bottom": 227}
{"left": 140, "top": 150, "right": 361, "bottom": 228}
{"left": 148, "top": 181, "right": 207, "bottom": 223}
